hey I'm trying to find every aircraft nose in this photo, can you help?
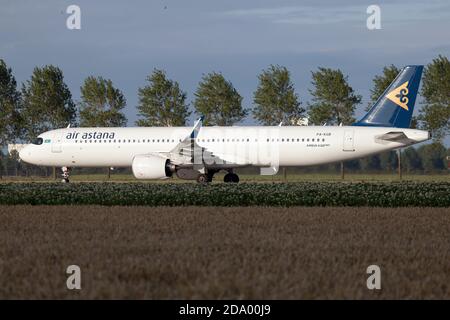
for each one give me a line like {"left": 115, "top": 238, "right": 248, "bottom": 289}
{"left": 19, "top": 146, "right": 32, "bottom": 163}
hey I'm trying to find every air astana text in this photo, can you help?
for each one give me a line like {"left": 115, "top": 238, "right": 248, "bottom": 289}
{"left": 65, "top": 132, "right": 116, "bottom": 140}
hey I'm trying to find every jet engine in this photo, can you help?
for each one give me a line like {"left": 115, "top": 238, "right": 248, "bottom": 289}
{"left": 132, "top": 154, "right": 174, "bottom": 179}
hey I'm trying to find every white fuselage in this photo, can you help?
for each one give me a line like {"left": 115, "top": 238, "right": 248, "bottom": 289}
{"left": 19, "top": 125, "right": 430, "bottom": 170}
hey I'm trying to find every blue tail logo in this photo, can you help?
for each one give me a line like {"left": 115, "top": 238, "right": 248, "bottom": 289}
{"left": 355, "top": 65, "right": 423, "bottom": 128}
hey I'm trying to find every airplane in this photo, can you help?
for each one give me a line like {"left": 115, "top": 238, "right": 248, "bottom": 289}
{"left": 19, "top": 65, "right": 430, "bottom": 183}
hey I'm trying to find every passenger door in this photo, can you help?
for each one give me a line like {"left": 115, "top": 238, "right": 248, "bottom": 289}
{"left": 343, "top": 130, "right": 355, "bottom": 151}
{"left": 51, "top": 131, "right": 63, "bottom": 153}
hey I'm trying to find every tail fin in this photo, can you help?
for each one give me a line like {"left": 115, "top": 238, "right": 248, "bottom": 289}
{"left": 354, "top": 65, "right": 423, "bottom": 128}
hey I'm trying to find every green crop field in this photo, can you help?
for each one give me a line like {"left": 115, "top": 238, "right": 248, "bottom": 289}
{"left": 1, "top": 172, "right": 448, "bottom": 183}
{"left": 0, "top": 181, "right": 448, "bottom": 206}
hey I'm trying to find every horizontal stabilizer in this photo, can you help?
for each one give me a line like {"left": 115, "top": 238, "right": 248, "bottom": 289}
{"left": 375, "top": 131, "right": 416, "bottom": 145}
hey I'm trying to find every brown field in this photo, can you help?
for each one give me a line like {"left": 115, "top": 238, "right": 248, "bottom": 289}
{"left": 0, "top": 206, "right": 449, "bottom": 299}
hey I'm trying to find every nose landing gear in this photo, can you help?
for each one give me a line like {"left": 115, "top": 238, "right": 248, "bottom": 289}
{"left": 61, "top": 167, "right": 71, "bottom": 183}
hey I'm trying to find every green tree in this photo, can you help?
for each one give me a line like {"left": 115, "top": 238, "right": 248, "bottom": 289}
{"left": 367, "top": 64, "right": 400, "bottom": 111}
{"left": 417, "top": 142, "right": 447, "bottom": 172}
{"left": 419, "top": 55, "right": 450, "bottom": 141}
{"left": 359, "top": 155, "right": 381, "bottom": 172}
{"left": 403, "top": 147, "right": 423, "bottom": 173}
{"left": 79, "top": 76, "right": 127, "bottom": 127}
{"left": 21, "top": 65, "right": 76, "bottom": 140}
{"left": 308, "top": 68, "right": 361, "bottom": 125}
{"left": 252, "top": 65, "right": 304, "bottom": 125}
{"left": 379, "top": 151, "right": 398, "bottom": 172}
{"left": 0, "top": 59, "right": 22, "bottom": 146}
{"left": 194, "top": 72, "right": 247, "bottom": 126}
{"left": 136, "top": 69, "right": 190, "bottom": 127}
{"left": 0, "top": 150, "right": 3, "bottom": 179}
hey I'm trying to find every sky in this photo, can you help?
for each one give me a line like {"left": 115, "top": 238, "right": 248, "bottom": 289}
{"left": 1, "top": 0, "right": 449, "bottom": 144}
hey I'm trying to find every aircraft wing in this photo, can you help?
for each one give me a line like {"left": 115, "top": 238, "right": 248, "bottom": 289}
{"left": 154, "top": 116, "right": 247, "bottom": 168}
{"left": 152, "top": 116, "right": 203, "bottom": 165}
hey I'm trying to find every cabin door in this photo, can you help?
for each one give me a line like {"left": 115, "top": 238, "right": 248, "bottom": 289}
{"left": 51, "top": 131, "right": 63, "bottom": 153}
{"left": 343, "top": 130, "right": 355, "bottom": 151}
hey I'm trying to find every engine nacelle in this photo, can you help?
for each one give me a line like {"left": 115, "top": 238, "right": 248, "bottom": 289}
{"left": 132, "top": 154, "right": 173, "bottom": 180}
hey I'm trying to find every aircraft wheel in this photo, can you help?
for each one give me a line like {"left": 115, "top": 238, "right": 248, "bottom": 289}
{"left": 197, "top": 174, "right": 209, "bottom": 184}
{"left": 224, "top": 173, "right": 239, "bottom": 183}
{"left": 224, "top": 173, "right": 232, "bottom": 183}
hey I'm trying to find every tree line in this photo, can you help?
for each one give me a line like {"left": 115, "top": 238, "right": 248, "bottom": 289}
{"left": 0, "top": 55, "right": 448, "bottom": 176}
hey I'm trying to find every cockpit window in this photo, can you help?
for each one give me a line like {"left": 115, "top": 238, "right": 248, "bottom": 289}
{"left": 32, "top": 137, "right": 43, "bottom": 145}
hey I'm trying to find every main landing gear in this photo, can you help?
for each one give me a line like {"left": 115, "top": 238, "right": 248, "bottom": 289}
{"left": 196, "top": 174, "right": 210, "bottom": 184}
{"left": 196, "top": 169, "right": 217, "bottom": 184}
{"left": 224, "top": 172, "right": 239, "bottom": 183}
{"left": 61, "top": 166, "right": 71, "bottom": 183}
{"left": 196, "top": 170, "right": 239, "bottom": 184}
